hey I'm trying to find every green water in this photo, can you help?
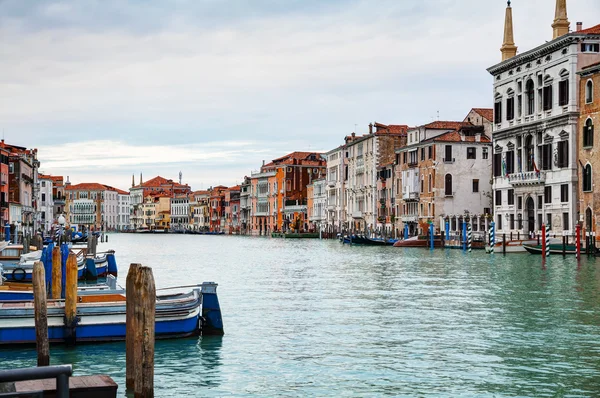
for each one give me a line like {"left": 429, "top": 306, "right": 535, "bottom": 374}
{"left": 1, "top": 235, "right": 600, "bottom": 397}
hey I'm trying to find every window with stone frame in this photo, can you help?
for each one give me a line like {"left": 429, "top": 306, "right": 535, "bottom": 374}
{"left": 543, "top": 84, "right": 553, "bottom": 111}
{"left": 508, "top": 189, "right": 515, "bottom": 205}
{"left": 586, "top": 80, "right": 594, "bottom": 104}
{"left": 560, "top": 184, "right": 569, "bottom": 203}
{"left": 583, "top": 118, "right": 594, "bottom": 148}
{"left": 526, "top": 79, "right": 535, "bottom": 115}
{"left": 557, "top": 140, "right": 569, "bottom": 168}
{"left": 507, "top": 96, "right": 515, "bottom": 121}
{"left": 544, "top": 186, "right": 552, "bottom": 204}
{"left": 494, "top": 101, "right": 502, "bottom": 124}
{"left": 583, "top": 164, "right": 592, "bottom": 192}
{"left": 444, "top": 174, "right": 453, "bottom": 196}
{"left": 557, "top": 80, "right": 568, "bottom": 107}
{"left": 467, "top": 147, "right": 476, "bottom": 160}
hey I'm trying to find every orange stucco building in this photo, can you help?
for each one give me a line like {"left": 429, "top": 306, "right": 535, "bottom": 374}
{"left": 249, "top": 152, "right": 326, "bottom": 235}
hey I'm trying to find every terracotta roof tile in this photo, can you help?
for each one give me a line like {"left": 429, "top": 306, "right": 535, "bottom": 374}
{"left": 423, "top": 121, "right": 472, "bottom": 130}
{"left": 132, "top": 176, "right": 189, "bottom": 189}
{"left": 271, "top": 152, "right": 323, "bottom": 163}
{"left": 579, "top": 23, "right": 600, "bottom": 35}
{"left": 471, "top": 108, "right": 493, "bottom": 122}
{"left": 423, "top": 130, "right": 491, "bottom": 143}
{"left": 374, "top": 123, "right": 409, "bottom": 135}
{"left": 66, "top": 183, "right": 108, "bottom": 191}
{"left": 582, "top": 60, "right": 600, "bottom": 71}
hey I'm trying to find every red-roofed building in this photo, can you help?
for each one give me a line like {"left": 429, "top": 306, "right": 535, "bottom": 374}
{"left": 129, "top": 174, "right": 191, "bottom": 230}
{"left": 209, "top": 186, "right": 228, "bottom": 232}
{"left": 249, "top": 152, "right": 326, "bottom": 235}
{"left": 344, "top": 122, "right": 407, "bottom": 234}
{"left": 395, "top": 113, "right": 493, "bottom": 237}
{"left": 65, "top": 182, "right": 129, "bottom": 231}
{"left": 1, "top": 140, "right": 40, "bottom": 236}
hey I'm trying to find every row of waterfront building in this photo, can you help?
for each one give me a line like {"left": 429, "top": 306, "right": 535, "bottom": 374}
{"left": 8, "top": 0, "right": 600, "bottom": 239}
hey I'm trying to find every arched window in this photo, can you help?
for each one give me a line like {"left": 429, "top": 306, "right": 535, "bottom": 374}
{"left": 444, "top": 174, "right": 453, "bottom": 196}
{"left": 583, "top": 118, "right": 594, "bottom": 147}
{"left": 526, "top": 79, "right": 535, "bottom": 115}
{"left": 586, "top": 80, "right": 594, "bottom": 104}
{"left": 583, "top": 164, "right": 592, "bottom": 192}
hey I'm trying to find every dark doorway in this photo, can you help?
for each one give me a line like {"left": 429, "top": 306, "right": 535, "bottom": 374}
{"left": 526, "top": 197, "right": 535, "bottom": 235}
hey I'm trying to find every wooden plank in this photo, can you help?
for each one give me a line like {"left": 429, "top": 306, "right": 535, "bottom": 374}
{"left": 15, "top": 375, "right": 118, "bottom": 398}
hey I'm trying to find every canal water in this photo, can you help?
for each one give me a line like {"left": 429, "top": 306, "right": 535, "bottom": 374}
{"left": 1, "top": 234, "right": 600, "bottom": 397}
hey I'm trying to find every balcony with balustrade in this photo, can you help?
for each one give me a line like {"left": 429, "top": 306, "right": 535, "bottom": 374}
{"left": 508, "top": 171, "right": 546, "bottom": 186}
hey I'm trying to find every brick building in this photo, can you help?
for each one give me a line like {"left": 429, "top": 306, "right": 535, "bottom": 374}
{"left": 578, "top": 61, "right": 600, "bottom": 234}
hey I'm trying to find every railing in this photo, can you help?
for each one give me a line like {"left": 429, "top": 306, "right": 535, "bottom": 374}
{"left": 250, "top": 170, "right": 276, "bottom": 178}
{"left": 402, "top": 192, "right": 419, "bottom": 201}
{"left": 284, "top": 205, "right": 307, "bottom": 213}
{"left": 508, "top": 171, "right": 546, "bottom": 185}
{"left": 401, "top": 215, "right": 418, "bottom": 222}
{"left": 407, "top": 161, "right": 418, "bottom": 168}
{"left": 352, "top": 211, "right": 363, "bottom": 219}
{"left": 0, "top": 364, "right": 72, "bottom": 398}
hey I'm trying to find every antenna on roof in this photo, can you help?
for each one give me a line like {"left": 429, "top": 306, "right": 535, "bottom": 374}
{"left": 437, "top": 111, "right": 440, "bottom": 121}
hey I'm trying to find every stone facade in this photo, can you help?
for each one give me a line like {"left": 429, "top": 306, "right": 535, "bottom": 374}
{"left": 487, "top": 19, "right": 600, "bottom": 236}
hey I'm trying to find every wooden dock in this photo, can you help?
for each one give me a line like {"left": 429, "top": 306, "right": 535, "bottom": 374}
{"left": 14, "top": 375, "right": 117, "bottom": 397}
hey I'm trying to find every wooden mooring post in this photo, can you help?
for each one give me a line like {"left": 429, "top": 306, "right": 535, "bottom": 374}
{"left": 64, "top": 253, "right": 78, "bottom": 344}
{"left": 126, "top": 264, "right": 155, "bottom": 398}
{"left": 33, "top": 261, "right": 49, "bottom": 367}
{"left": 51, "top": 246, "right": 62, "bottom": 300}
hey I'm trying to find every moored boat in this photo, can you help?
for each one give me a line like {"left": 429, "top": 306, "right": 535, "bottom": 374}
{"left": 523, "top": 243, "right": 578, "bottom": 255}
{"left": 0, "top": 281, "right": 224, "bottom": 344}
{"left": 393, "top": 236, "right": 443, "bottom": 248}
{"left": 1, "top": 247, "right": 117, "bottom": 282}
{"left": 484, "top": 239, "right": 539, "bottom": 253}
{"left": 342, "top": 235, "right": 396, "bottom": 246}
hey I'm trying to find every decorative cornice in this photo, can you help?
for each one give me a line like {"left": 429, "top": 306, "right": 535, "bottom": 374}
{"left": 487, "top": 34, "right": 579, "bottom": 75}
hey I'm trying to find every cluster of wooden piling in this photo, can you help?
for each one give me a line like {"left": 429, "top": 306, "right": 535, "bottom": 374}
{"left": 32, "top": 261, "right": 156, "bottom": 397}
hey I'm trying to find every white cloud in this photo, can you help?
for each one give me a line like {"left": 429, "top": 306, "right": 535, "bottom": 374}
{"left": 2, "top": 0, "right": 599, "bottom": 188}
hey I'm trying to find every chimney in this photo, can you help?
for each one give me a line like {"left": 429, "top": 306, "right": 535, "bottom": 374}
{"left": 369, "top": 123, "right": 373, "bottom": 134}
{"left": 577, "top": 22, "right": 583, "bottom": 31}
{"left": 351, "top": 132, "right": 356, "bottom": 139}
{"left": 262, "top": 160, "right": 265, "bottom": 166}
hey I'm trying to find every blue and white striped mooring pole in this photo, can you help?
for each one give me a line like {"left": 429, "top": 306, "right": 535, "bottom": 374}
{"left": 490, "top": 222, "right": 495, "bottom": 254}
{"left": 462, "top": 222, "right": 467, "bottom": 252}
{"left": 467, "top": 222, "right": 472, "bottom": 253}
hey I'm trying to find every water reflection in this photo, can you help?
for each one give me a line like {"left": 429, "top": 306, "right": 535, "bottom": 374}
{"left": 1, "top": 236, "right": 600, "bottom": 397}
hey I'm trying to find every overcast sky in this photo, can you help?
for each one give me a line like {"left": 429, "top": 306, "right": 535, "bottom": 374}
{"left": 1, "top": 0, "right": 599, "bottom": 190}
